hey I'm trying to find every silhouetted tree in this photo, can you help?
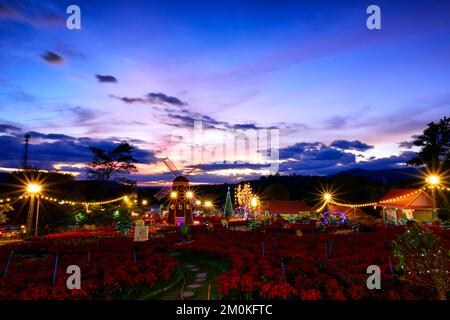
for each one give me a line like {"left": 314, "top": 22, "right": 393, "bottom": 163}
{"left": 407, "top": 117, "right": 450, "bottom": 171}
{"left": 87, "top": 141, "right": 137, "bottom": 198}
{"left": 261, "top": 184, "right": 290, "bottom": 201}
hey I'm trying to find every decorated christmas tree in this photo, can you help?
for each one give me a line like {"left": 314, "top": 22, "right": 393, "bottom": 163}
{"left": 224, "top": 187, "right": 233, "bottom": 217}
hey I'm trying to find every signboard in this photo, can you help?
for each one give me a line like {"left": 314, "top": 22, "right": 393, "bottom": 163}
{"left": 134, "top": 225, "right": 149, "bottom": 241}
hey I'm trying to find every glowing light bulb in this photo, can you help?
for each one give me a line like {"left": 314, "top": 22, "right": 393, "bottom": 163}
{"left": 186, "top": 191, "right": 193, "bottom": 199}
{"left": 27, "top": 183, "right": 42, "bottom": 194}
{"left": 427, "top": 175, "right": 440, "bottom": 185}
{"left": 170, "top": 191, "right": 177, "bottom": 199}
{"left": 324, "top": 193, "right": 332, "bottom": 201}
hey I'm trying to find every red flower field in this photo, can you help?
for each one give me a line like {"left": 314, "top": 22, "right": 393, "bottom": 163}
{"left": 0, "top": 226, "right": 448, "bottom": 300}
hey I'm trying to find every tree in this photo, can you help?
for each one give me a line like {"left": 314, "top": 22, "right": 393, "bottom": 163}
{"left": 87, "top": 141, "right": 138, "bottom": 198}
{"left": 224, "top": 187, "right": 234, "bottom": 217}
{"left": 406, "top": 117, "right": 450, "bottom": 171}
{"left": 261, "top": 184, "right": 290, "bottom": 201}
{"left": 392, "top": 224, "right": 449, "bottom": 300}
{"left": 235, "top": 183, "right": 259, "bottom": 212}
{"left": 0, "top": 204, "right": 13, "bottom": 224}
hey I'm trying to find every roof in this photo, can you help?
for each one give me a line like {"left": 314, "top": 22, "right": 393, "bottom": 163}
{"left": 329, "top": 204, "right": 371, "bottom": 220}
{"left": 265, "top": 200, "right": 312, "bottom": 214}
{"left": 173, "top": 176, "right": 189, "bottom": 182}
{"left": 376, "top": 188, "right": 433, "bottom": 209}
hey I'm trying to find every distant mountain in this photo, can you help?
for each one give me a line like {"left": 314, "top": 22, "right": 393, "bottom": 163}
{"left": 331, "top": 167, "right": 422, "bottom": 185}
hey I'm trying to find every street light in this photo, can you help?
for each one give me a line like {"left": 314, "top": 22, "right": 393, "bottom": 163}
{"left": 204, "top": 201, "right": 212, "bottom": 208}
{"left": 170, "top": 191, "right": 177, "bottom": 199}
{"left": 27, "top": 183, "right": 42, "bottom": 194}
{"left": 426, "top": 175, "right": 440, "bottom": 186}
{"left": 26, "top": 183, "right": 42, "bottom": 236}
{"left": 186, "top": 191, "right": 193, "bottom": 199}
{"left": 426, "top": 174, "right": 441, "bottom": 217}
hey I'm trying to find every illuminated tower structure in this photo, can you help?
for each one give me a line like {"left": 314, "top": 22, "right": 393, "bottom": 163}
{"left": 154, "top": 158, "right": 196, "bottom": 225}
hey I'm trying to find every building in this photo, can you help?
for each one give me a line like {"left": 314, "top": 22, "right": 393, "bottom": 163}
{"left": 328, "top": 204, "right": 372, "bottom": 222}
{"left": 264, "top": 200, "right": 312, "bottom": 215}
{"left": 376, "top": 188, "right": 435, "bottom": 222}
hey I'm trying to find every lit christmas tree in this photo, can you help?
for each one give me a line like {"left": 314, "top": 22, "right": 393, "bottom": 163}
{"left": 224, "top": 187, "right": 233, "bottom": 217}
{"left": 235, "top": 183, "right": 259, "bottom": 215}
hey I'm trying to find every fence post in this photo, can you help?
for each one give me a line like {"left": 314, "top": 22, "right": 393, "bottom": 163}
{"left": 52, "top": 253, "right": 59, "bottom": 286}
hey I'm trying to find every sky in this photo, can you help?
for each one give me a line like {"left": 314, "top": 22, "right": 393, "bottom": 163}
{"left": 0, "top": 0, "right": 449, "bottom": 185}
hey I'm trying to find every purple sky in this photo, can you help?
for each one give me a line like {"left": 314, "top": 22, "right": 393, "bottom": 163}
{"left": 0, "top": 0, "right": 449, "bottom": 184}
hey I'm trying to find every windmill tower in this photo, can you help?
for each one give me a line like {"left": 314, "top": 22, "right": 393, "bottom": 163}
{"left": 154, "top": 158, "right": 196, "bottom": 225}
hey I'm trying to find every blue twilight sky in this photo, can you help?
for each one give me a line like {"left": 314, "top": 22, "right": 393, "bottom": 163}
{"left": 0, "top": 0, "right": 449, "bottom": 184}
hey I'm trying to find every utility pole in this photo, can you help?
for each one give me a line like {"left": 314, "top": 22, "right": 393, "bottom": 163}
{"left": 23, "top": 133, "right": 30, "bottom": 169}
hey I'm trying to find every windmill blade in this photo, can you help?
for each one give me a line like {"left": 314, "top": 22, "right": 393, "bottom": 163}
{"left": 163, "top": 157, "right": 182, "bottom": 177}
{"left": 154, "top": 187, "right": 171, "bottom": 201}
{"left": 184, "top": 167, "right": 197, "bottom": 177}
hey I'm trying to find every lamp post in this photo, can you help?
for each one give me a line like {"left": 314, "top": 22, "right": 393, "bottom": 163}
{"left": 426, "top": 175, "right": 440, "bottom": 219}
{"left": 324, "top": 193, "right": 332, "bottom": 211}
{"left": 26, "top": 183, "right": 42, "bottom": 236}
{"left": 204, "top": 200, "right": 212, "bottom": 213}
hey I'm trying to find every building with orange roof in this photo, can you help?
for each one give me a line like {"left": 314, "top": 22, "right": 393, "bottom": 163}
{"left": 328, "top": 204, "right": 372, "bottom": 221}
{"left": 264, "top": 200, "right": 312, "bottom": 215}
{"left": 376, "top": 188, "right": 435, "bottom": 222}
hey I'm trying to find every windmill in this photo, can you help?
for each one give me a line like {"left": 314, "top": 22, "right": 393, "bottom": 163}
{"left": 154, "top": 158, "right": 196, "bottom": 225}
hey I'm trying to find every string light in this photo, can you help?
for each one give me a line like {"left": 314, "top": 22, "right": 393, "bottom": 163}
{"left": 1, "top": 184, "right": 448, "bottom": 209}
{"left": 327, "top": 189, "right": 430, "bottom": 208}
{"left": 329, "top": 200, "right": 378, "bottom": 208}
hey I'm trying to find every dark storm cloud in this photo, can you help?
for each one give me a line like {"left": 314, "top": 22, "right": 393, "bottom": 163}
{"left": 355, "top": 151, "right": 417, "bottom": 170}
{"left": 95, "top": 75, "right": 117, "bottom": 83}
{"left": 154, "top": 106, "right": 285, "bottom": 132}
{"left": 0, "top": 126, "right": 158, "bottom": 170}
{"left": 274, "top": 139, "right": 416, "bottom": 176}
{"left": 279, "top": 150, "right": 417, "bottom": 176}
{"left": 110, "top": 92, "right": 187, "bottom": 107}
{"left": 324, "top": 115, "right": 350, "bottom": 130}
{"left": 41, "top": 51, "right": 63, "bottom": 64}
{"left": 234, "top": 123, "right": 261, "bottom": 130}
{"left": 26, "top": 131, "right": 75, "bottom": 141}
{"left": 330, "top": 140, "right": 374, "bottom": 151}
{"left": 191, "top": 162, "right": 266, "bottom": 171}
{"left": 110, "top": 95, "right": 145, "bottom": 104}
{"left": 398, "top": 141, "right": 415, "bottom": 149}
{"left": 398, "top": 135, "right": 419, "bottom": 149}
{"left": 68, "top": 106, "right": 98, "bottom": 123}
{"left": 279, "top": 142, "right": 322, "bottom": 159}
{"left": 0, "top": 124, "right": 21, "bottom": 133}
{"left": 154, "top": 107, "right": 228, "bottom": 129}
{"left": 0, "top": 3, "right": 64, "bottom": 28}
{"left": 147, "top": 93, "right": 186, "bottom": 106}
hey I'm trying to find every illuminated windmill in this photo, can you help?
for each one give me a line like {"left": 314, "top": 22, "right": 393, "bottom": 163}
{"left": 154, "top": 158, "right": 196, "bottom": 225}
